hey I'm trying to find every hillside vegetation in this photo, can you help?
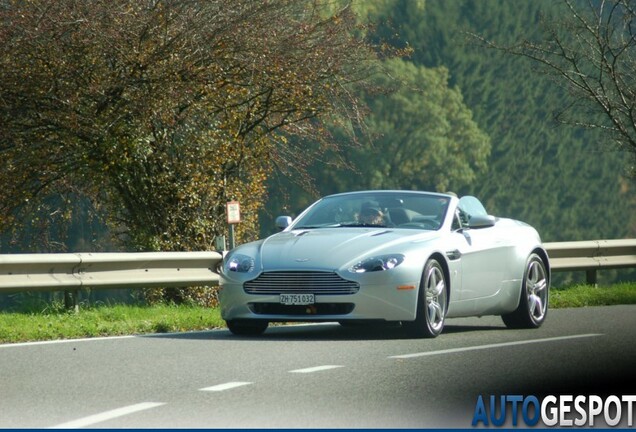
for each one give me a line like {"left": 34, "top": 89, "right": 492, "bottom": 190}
{"left": 262, "top": 0, "right": 635, "bottom": 285}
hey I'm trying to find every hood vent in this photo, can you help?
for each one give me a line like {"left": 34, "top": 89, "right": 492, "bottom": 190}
{"left": 371, "top": 230, "right": 393, "bottom": 237}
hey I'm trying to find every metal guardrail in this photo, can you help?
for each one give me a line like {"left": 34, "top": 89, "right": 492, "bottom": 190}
{"left": 544, "top": 239, "right": 636, "bottom": 284}
{"left": 0, "top": 251, "right": 222, "bottom": 293}
{"left": 0, "top": 240, "right": 633, "bottom": 302}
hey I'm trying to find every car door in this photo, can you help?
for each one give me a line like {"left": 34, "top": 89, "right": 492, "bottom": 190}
{"left": 453, "top": 197, "right": 513, "bottom": 302}
{"left": 458, "top": 227, "right": 511, "bottom": 301}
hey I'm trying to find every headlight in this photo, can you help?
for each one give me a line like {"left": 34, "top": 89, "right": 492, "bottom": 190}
{"left": 225, "top": 254, "right": 255, "bottom": 273}
{"left": 349, "top": 254, "right": 405, "bottom": 273}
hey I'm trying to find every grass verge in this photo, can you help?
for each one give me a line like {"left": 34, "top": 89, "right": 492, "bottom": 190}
{"left": 550, "top": 282, "right": 636, "bottom": 308}
{"left": 0, "top": 282, "right": 634, "bottom": 344}
{"left": 0, "top": 303, "right": 224, "bottom": 344}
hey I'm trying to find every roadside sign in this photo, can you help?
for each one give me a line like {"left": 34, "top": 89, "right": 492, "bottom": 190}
{"left": 226, "top": 201, "right": 241, "bottom": 224}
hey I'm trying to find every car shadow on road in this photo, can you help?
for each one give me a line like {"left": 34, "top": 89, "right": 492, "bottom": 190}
{"left": 145, "top": 320, "right": 507, "bottom": 342}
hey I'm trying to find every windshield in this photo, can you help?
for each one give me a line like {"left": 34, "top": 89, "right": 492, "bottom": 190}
{"left": 293, "top": 191, "right": 451, "bottom": 230}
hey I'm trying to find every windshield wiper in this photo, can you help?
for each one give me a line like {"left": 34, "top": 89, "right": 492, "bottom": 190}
{"left": 294, "top": 223, "right": 342, "bottom": 229}
{"left": 295, "top": 222, "right": 388, "bottom": 229}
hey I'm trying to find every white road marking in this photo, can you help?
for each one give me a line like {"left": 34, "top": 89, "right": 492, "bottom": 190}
{"left": 389, "top": 333, "right": 604, "bottom": 359}
{"left": 0, "top": 335, "right": 136, "bottom": 349}
{"left": 0, "top": 324, "right": 336, "bottom": 349}
{"left": 289, "top": 365, "right": 344, "bottom": 374}
{"left": 49, "top": 402, "right": 165, "bottom": 429}
{"left": 199, "top": 381, "right": 253, "bottom": 392}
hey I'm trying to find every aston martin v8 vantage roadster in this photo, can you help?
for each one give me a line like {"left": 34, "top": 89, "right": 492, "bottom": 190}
{"left": 219, "top": 190, "right": 550, "bottom": 337}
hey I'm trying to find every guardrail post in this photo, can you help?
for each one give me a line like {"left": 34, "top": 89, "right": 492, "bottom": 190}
{"left": 585, "top": 270, "right": 597, "bottom": 286}
{"left": 64, "top": 289, "right": 79, "bottom": 313}
{"left": 214, "top": 235, "right": 226, "bottom": 252}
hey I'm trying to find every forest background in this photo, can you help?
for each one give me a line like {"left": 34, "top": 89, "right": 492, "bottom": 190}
{"left": 1, "top": 0, "right": 634, "bottom": 309}
{"left": 265, "top": 0, "right": 636, "bottom": 285}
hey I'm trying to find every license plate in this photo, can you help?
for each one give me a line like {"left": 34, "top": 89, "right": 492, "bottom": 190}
{"left": 280, "top": 293, "right": 315, "bottom": 305}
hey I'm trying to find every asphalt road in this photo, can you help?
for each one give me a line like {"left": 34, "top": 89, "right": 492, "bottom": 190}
{"left": 0, "top": 305, "right": 634, "bottom": 428}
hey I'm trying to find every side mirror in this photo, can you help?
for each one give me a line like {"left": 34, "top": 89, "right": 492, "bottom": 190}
{"left": 275, "top": 216, "right": 292, "bottom": 230}
{"left": 467, "top": 214, "right": 496, "bottom": 229}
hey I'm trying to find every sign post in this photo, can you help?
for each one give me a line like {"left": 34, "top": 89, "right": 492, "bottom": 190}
{"left": 226, "top": 201, "right": 241, "bottom": 250}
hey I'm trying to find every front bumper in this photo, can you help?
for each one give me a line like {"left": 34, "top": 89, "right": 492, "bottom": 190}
{"left": 219, "top": 270, "right": 420, "bottom": 322}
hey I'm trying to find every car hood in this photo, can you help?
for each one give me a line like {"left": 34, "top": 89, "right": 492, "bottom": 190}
{"left": 256, "top": 228, "right": 436, "bottom": 271}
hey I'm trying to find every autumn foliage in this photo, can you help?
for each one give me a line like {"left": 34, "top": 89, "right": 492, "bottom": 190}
{"left": 0, "top": 0, "right": 383, "bottom": 304}
{"left": 1, "top": 3, "right": 377, "bottom": 254}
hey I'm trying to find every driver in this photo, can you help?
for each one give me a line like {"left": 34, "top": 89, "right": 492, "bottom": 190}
{"left": 359, "top": 203, "right": 385, "bottom": 225}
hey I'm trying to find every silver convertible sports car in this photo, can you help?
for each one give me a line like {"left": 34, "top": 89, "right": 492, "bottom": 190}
{"left": 219, "top": 190, "right": 550, "bottom": 338}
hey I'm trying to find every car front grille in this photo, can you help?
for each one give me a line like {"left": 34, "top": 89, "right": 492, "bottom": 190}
{"left": 244, "top": 271, "right": 360, "bottom": 295}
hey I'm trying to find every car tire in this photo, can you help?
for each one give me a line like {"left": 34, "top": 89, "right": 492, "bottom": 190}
{"left": 403, "top": 258, "right": 447, "bottom": 338}
{"left": 226, "top": 319, "right": 269, "bottom": 336}
{"left": 502, "top": 253, "right": 549, "bottom": 329}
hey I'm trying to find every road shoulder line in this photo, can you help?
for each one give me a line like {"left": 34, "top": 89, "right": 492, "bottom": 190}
{"left": 388, "top": 333, "right": 604, "bottom": 359}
